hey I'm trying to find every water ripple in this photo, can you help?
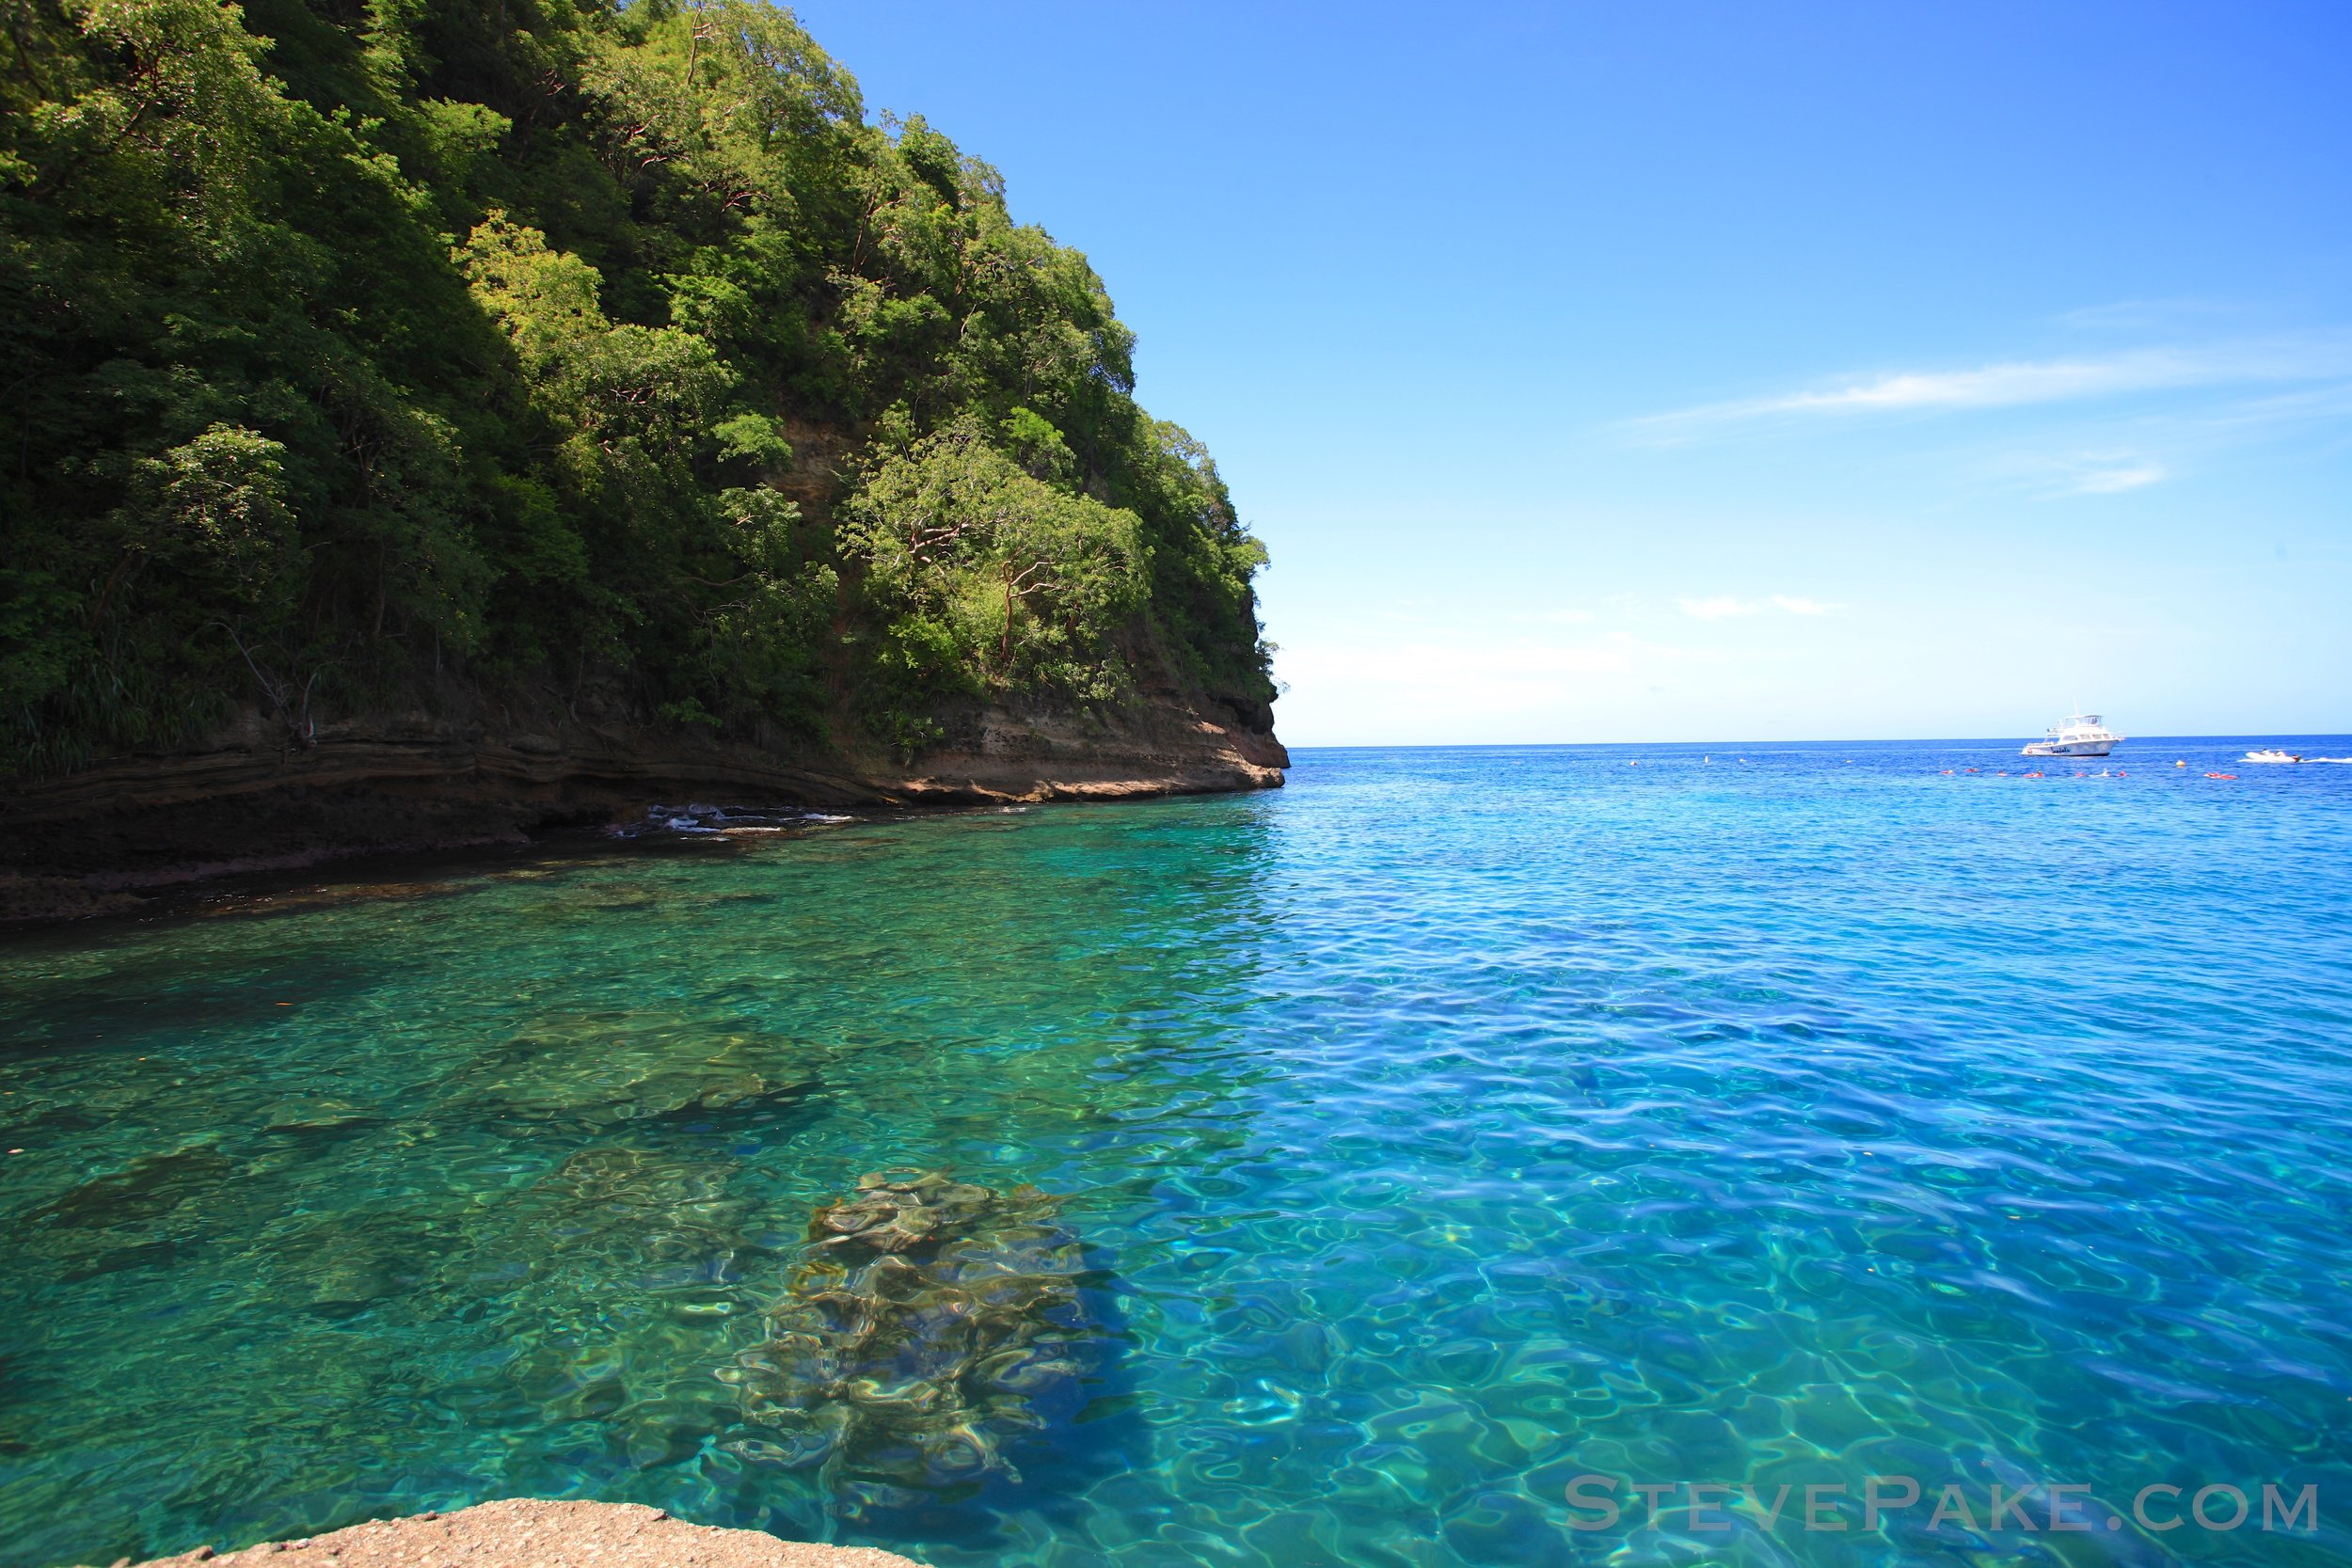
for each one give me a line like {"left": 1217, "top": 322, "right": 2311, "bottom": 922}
{"left": 2, "top": 741, "right": 2349, "bottom": 1565}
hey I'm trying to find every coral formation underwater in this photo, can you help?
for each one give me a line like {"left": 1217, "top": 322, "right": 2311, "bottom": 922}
{"left": 726, "top": 1171, "right": 1097, "bottom": 1491}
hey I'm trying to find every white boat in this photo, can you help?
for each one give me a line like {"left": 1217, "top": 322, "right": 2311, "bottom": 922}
{"left": 2245, "top": 749, "right": 2301, "bottom": 764}
{"left": 2022, "top": 713, "right": 2122, "bottom": 757}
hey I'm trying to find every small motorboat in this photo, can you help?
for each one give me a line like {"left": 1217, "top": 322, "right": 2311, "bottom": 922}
{"left": 2245, "top": 749, "right": 2300, "bottom": 764}
{"left": 2023, "top": 713, "right": 2122, "bottom": 757}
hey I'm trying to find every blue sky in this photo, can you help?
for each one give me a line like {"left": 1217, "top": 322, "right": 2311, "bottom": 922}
{"left": 791, "top": 1, "right": 2351, "bottom": 743}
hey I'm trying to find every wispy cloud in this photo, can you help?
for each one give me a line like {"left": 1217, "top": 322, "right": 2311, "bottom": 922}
{"left": 2066, "top": 459, "right": 2169, "bottom": 494}
{"left": 1982, "top": 446, "right": 2177, "bottom": 499}
{"left": 1980, "top": 378, "right": 2352, "bottom": 499}
{"left": 1274, "top": 633, "right": 1688, "bottom": 719}
{"left": 1677, "top": 595, "right": 1757, "bottom": 620}
{"left": 2056, "top": 299, "right": 2250, "bottom": 332}
{"left": 1624, "top": 337, "right": 2352, "bottom": 440}
{"left": 2196, "top": 380, "right": 2352, "bottom": 434}
{"left": 1677, "top": 594, "right": 1839, "bottom": 620}
{"left": 1270, "top": 630, "right": 1725, "bottom": 743}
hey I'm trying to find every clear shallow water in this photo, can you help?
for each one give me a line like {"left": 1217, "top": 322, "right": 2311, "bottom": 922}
{"left": 4, "top": 740, "right": 2350, "bottom": 1568}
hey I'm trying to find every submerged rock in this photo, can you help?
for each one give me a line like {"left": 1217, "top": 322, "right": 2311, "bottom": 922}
{"left": 728, "top": 1169, "right": 1096, "bottom": 1486}
{"left": 262, "top": 1097, "right": 377, "bottom": 1134}
{"left": 22, "top": 1144, "right": 243, "bottom": 1278}
{"left": 254, "top": 1210, "right": 443, "bottom": 1321}
{"left": 546, "top": 880, "right": 664, "bottom": 914}
{"left": 439, "top": 1010, "right": 818, "bottom": 1132}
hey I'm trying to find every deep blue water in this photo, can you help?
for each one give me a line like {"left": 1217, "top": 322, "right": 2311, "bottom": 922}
{"left": 2, "top": 739, "right": 2349, "bottom": 1567}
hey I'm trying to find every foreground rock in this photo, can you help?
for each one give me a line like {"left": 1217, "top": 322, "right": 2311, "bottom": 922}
{"left": 110, "top": 1498, "right": 927, "bottom": 1568}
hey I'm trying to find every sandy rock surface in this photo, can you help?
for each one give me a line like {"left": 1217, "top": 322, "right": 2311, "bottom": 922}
{"left": 107, "top": 1498, "right": 929, "bottom": 1568}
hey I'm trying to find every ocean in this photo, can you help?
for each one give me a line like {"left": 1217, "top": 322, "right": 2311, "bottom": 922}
{"left": 2, "top": 739, "right": 2348, "bottom": 1567}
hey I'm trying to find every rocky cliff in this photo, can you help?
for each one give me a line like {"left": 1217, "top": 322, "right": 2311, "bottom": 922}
{"left": 2, "top": 0, "right": 1288, "bottom": 914}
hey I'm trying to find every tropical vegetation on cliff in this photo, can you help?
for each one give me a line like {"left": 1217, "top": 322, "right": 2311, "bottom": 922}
{"left": 0, "top": 0, "right": 1275, "bottom": 773}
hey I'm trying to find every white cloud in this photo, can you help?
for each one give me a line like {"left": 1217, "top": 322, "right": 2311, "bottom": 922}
{"left": 1678, "top": 594, "right": 1839, "bottom": 620}
{"left": 2068, "top": 461, "right": 2169, "bottom": 494}
{"left": 1677, "top": 595, "right": 1758, "bottom": 620}
{"left": 1987, "top": 448, "right": 2177, "bottom": 498}
{"left": 1623, "top": 337, "right": 2352, "bottom": 439}
{"left": 1765, "top": 356, "right": 2191, "bottom": 413}
{"left": 1273, "top": 630, "right": 1718, "bottom": 715}
{"left": 2197, "top": 380, "right": 2352, "bottom": 433}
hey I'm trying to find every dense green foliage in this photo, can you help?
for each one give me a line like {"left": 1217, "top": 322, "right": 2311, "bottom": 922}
{"left": 0, "top": 0, "right": 1273, "bottom": 773}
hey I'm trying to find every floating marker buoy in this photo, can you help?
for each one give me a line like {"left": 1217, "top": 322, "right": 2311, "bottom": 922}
{"left": 2176, "top": 761, "right": 2185, "bottom": 768}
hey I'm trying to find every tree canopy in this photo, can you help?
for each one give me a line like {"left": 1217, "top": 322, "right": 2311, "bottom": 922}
{"left": 0, "top": 0, "right": 1275, "bottom": 773}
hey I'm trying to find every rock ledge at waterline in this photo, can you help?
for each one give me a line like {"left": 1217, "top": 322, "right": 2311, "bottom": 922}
{"left": 2, "top": 689, "right": 1286, "bottom": 919}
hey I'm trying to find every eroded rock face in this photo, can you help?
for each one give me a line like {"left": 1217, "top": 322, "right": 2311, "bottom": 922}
{"left": 0, "top": 691, "right": 1288, "bottom": 908}
{"left": 726, "top": 1171, "right": 1096, "bottom": 1487}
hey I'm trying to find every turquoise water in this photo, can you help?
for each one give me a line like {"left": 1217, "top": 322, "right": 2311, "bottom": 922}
{"left": 4, "top": 741, "right": 2351, "bottom": 1567}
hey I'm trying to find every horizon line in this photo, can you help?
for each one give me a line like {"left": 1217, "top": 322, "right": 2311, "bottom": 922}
{"left": 1280, "top": 734, "right": 2352, "bottom": 751}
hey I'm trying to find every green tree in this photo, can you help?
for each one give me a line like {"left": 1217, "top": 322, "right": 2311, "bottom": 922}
{"left": 0, "top": 0, "right": 1274, "bottom": 776}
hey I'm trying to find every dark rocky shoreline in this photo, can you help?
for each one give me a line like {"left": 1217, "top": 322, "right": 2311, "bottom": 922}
{"left": 2, "top": 693, "right": 1285, "bottom": 924}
